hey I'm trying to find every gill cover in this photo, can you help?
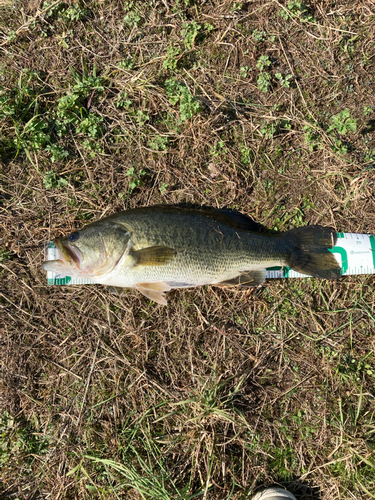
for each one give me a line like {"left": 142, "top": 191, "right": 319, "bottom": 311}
{"left": 43, "top": 221, "right": 131, "bottom": 278}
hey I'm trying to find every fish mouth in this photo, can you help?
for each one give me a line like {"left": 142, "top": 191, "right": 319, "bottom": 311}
{"left": 54, "top": 239, "right": 82, "bottom": 269}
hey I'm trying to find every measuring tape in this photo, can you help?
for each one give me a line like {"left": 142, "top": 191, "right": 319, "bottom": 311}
{"left": 45, "top": 232, "right": 375, "bottom": 285}
{"left": 267, "top": 232, "right": 375, "bottom": 279}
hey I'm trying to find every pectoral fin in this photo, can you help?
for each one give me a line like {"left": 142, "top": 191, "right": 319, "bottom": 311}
{"left": 132, "top": 246, "right": 176, "bottom": 266}
{"left": 135, "top": 282, "right": 172, "bottom": 305}
{"left": 216, "top": 269, "right": 266, "bottom": 288}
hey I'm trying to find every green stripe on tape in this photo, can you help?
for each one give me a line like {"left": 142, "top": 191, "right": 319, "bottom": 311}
{"left": 370, "top": 236, "right": 375, "bottom": 268}
{"left": 54, "top": 277, "right": 72, "bottom": 285}
{"left": 329, "top": 246, "right": 348, "bottom": 274}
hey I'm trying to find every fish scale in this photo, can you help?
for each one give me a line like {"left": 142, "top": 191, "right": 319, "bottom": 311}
{"left": 101, "top": 210, "right": 285, "bottom": 286}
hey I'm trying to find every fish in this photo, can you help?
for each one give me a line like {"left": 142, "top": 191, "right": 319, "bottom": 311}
{"left": 42, "top": 205, "right": 341, "bottom": 305}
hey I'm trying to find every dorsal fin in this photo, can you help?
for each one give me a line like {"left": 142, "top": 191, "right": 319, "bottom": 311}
{"left": 101, "top": 205, "right": 261, "bottom": 232}
{"left": 171, "top": 205, "right": 261, "bottom": 232}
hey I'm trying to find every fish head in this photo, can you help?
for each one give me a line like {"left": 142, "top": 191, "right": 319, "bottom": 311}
{"left": 42, "top": 221, "right": 131, "bottom": 278}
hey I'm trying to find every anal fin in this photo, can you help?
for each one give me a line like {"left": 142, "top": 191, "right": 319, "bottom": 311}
{"left": 216, "top": 269, "right": 266, "bottom": 288}
{"left": 106, "top": 286, "right": 131, "bottom": 296}
{"left": 135, "top": 282, "right": 172, "bottom": 305}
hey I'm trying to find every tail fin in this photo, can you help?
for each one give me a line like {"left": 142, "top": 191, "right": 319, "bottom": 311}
{"left": 284, "top": 226, "right": 341, "bottom": 279}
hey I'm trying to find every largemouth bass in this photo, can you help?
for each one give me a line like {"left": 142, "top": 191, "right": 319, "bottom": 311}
{"left": 42, "top": 205, "right": 341, "bottom": 305}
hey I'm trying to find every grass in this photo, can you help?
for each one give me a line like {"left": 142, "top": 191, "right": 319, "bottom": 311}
{"left": 1, "top": 0, "right": 375, "bottom": 498}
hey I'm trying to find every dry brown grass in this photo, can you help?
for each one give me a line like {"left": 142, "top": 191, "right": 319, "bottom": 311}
{"left": 1, "top": 0, "right": 375, "bottom": 498}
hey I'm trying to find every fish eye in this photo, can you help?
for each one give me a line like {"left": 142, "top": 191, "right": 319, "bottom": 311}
{"left": 69, "top": 231, "right": 80, "bottom": 242}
